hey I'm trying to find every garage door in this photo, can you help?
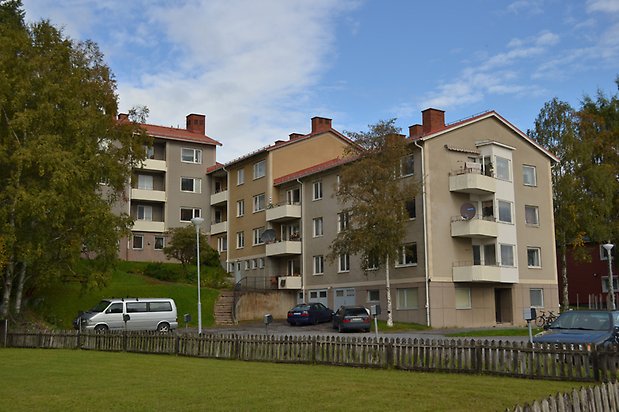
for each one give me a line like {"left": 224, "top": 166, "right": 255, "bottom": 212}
{"left": 333, "top": 288, "right": 356, "bottom": 309}
{"left": 308, "top": 289, "right": 328, "bottom": 307}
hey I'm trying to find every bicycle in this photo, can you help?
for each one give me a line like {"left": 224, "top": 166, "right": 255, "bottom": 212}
{"left": 534, "top": 310, "right": 557, "bottom": 328}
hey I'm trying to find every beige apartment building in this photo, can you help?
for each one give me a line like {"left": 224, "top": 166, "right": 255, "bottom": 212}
{"left": 116, "top": 113, "right": 221, "bottom": 261}
{"left": 206, "top": 109, "right": 559, "bottom": 328}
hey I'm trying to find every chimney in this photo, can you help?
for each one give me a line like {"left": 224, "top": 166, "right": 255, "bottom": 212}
{"left": 186, "top": 113, "right": 206, "bottom": 135}
{"left": 409, "top": 124, "right": 423, "bottom": 138}
{"left": 117, "top": 113, "right": 129, "bottom": 122}
{"left": 289, "top": 133, "right": 304, "bottom": 141}
{"left": 421, "top": 108, "right": 445, "bottom": 135}
{"left": 311, "top": 116, "right": 332, "bottom": 134}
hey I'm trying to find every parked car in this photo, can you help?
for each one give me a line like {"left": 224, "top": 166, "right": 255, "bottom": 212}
{"left": 287, "top": 303, "right": 333, "bottom": 326}
{"left": 332, "top": 306, "right": 371, "bottom": 333}
{"left": 533, "top": 310, "right": 619, "bottom": 347}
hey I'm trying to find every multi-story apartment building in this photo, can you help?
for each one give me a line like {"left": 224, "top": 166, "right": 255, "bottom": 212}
{"left": 206, "top": 109, "right": 559, "bottom": 328}
{"left": 116, "top": 113, "right": 221, "bottom": 261}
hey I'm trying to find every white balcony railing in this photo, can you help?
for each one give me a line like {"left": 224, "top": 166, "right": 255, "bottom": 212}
{"left": 450, "top": 216, "right": 497, "bottom": 238}
{"left": 210, "top": 190, "right": 228, "bottom": 206}
{"left": 132, "top": 220, "right": 165, "bottom": 233}
{"left": 265, "top": 240, "right": 302, "bottom": 256}
{"left": 266, "top": 203, "right": 301, "bottom": 222}
{"left": 131, "top": 188, "right": 166, "bottom": 202}
{"left": 449, "top": 171, "right": 496, "bottom": 194}
{"left": 139, "top": 159, "right": 167, "bottom": 171}
{"left": 452, "top": 264, "right": 518, "bottom": 283}
{"left": 210, "top": 221, "right": 227, "bottom": 235}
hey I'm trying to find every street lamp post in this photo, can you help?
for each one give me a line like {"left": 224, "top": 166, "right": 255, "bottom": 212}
{"left": 191, "top": 217, "right": 205, "bottom": 334}
{"left": 603, "top": 243, "right": 615, "bottom": 310}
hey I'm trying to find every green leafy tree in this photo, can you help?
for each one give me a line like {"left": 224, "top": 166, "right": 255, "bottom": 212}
{"left": 164, "top": 226, "right": 221, "bottom": 272}
{"left": 329, "top": 119, "right": 418, "bottom": 327}
{"left": 0, "top": 0, "right": 150, "bottom": 319}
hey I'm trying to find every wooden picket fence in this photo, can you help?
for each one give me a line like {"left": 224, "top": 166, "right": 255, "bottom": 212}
{"left": 4, "top": 329, "right": 619, "bottom": 383}
{"left": 509, "top": 380, "right": 619, "bottom": 411}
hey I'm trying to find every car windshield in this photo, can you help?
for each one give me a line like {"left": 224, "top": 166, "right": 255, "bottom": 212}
{"left": 291, "top": 305, "right": 310, "bottom": 311}
{"left": 345, "top": 308, "right": 368, "bottom": 316}
{"left": 550, "top": 311, "right": 611, "bottom": 331}
{"left": 90, "top": 300, "right": 111, "bottom": 313}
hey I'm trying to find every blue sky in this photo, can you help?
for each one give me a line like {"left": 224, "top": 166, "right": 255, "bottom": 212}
{"left": 22, "top": 0, "right": 619, "bottom": 163}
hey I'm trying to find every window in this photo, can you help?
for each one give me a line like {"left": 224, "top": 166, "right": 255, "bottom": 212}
{"left": 251, "top": 259, "right": 257, "bottom": 269}
{"left": 397, "top": 288, "right": 418, "bottom": 309}
{"left": 144, "top": 145, "right": 155, "bottom": 159}
{"left": 132, "top": 235, "right": 143, "bottom": 250}
{"left": 287, "top": 188, "right": 300, "bottom": 204}
{"left": 523, "top": 165, "right": 537, "bottom": 186}
{"left": 312, "top": 181, "right": 323, "bottom": 200}
{"left": 237, "top": 169, "right": 245, "bottom": 185}
{"left": 258, "top": 258, "right": 265, "bottom": 268}
{"left": 137, "top": 205, "right": 152, "bottom": 221}
{"left": 313, "top": 255, "right": 324, "bottom": 275}
{"left": 253, "top": 227, "right": 265, "bottom": 245}
{"left": 180, "top": 208, "right": 201, "bottom": 222}
{"left": 236, "top": 261, "right": 241, "bottom": 272}
{"left": 217, "top": 236, "right": 227, "bottom": 252}
{"left": 455, "top": 288, "right": 472, "bottom": 309}
{"left": 600, "top": 244, "right": 616, "bottom": 261}
{"left": 154, "top": 236, "right": 165, "bottom": 250}
{"left": 338, "top": 254, "right": 350, "bottom": 272}
{"left": 181, "top": 177, "right": 201, "bottom": 193}
{"left": 337, "top": 212, "right": 350, "bottom": 232}
{"left": 367, "top": 289, "right": 380, "bottom": 302}
{"left": 253, "top": 193, "right": 265, "bottom": 212}
{"left": 181, "top": 148, "right": 202, "bottom": 164}
{"left": 137, "top": 174, "right": 153, "bottom": 190}
{"left": 527, "top": 247, "right": 541, "bottom": 268}
{"left": 498, "top": 200, "right": 512, "bottom": 223}
{"left": 313, "top": 217, "right": 324, "bottom": 237}
{"left": 237, "top": 200, "right": 245, "bottom": 217}
{"left": 400, "top": 154, "right": 414, "bottom": 176}
{"left": 525, "top": 205, "right": 539, "bottom": 225}
{"left": 397, "top": 243, "right": 417, "bottom": 266}
{"left": 366, "top": 254, "right": 379, "bottom": 270}
{"left": 236, "top": 232, "right": 245, "bottom": 249}
{"left": 405, "top": 199, "right": 416, "bottom": 219}
{"left": 496, "top": 156, "right": 510, "bottom": 181}
{"left": 127, "top": 302, "right": 148, "bottom": 313}
{"left": 244, "top": 260, "right": 250, "bottom": 270}
{"left": 500, "top": 244, "right": 515, "bottom": 267}
{"left": 253, "top": 160, "right": 266, "bottom": 179}
{"left": 530, "top": 288, "right": 544, "bottom": 308}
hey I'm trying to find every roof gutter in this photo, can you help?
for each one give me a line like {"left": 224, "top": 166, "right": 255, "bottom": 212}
{"left": 414, "top": 139, "right": 431, "bottom": 327}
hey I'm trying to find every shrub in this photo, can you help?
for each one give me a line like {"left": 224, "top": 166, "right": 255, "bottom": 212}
{"left": 143, "top": 263, "right": 182, "bottom": 282}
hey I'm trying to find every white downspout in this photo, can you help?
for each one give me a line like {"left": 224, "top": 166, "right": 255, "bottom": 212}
{"left": 297, "top": 178, "right": 305, "bottom": 302}
{"left": 414, "top": 139, "right": 431, "bottom": 327}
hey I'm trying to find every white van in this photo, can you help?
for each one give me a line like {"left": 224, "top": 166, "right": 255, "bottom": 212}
{"left": 74, "top": 298, "right": 178, "bottom": 332}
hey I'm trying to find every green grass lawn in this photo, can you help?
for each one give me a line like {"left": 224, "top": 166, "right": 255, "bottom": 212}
{"left": 32, "top": 261, "right": 219, "bottom": 330}
{"left": 0, "top": 348, "right": 582, "bottom": 411}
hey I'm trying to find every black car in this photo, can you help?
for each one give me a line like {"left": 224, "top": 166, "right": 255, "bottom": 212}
{"left": 533, "top": 310, "right": 619, "bottom": 347}
{"left": 332, "top": 306, "right": 371, "bottom": 332}
{"left": 287, "top": 303, "right": 333, "bottom": 326}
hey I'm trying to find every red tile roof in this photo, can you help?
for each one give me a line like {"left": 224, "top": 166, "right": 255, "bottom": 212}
{"left": 273, "top": 156, "right": 357, "bottom": 186}
{"left": 142, "top": 123, "right": 221, "bottom": 146}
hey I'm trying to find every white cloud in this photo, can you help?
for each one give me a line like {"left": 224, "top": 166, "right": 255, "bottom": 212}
{"left": 587, "top": 0, "right": 619, "bottom": 13}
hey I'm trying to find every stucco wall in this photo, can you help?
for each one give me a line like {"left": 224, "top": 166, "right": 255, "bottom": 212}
{"left": 235, "top": 291, "right": 297, "bottom": 321}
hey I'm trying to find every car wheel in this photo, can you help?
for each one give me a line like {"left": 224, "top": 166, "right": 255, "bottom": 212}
{"left": 94, "top": 325, "right": 108, "bottom": 333}
{"left": 157, "top": 322, "right": 170, "bottom": 333}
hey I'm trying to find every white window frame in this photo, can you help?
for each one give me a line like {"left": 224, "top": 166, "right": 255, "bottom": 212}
{"left": 237, "top": 169, "right": 245, "bottom": 185}
{"left": 236, "top": 231, "right": 245, "bottom": 249}
{"left": 137, "top": 174, "right": 154, "bottom": 190}
{"left": 600, "top": 245, "right": 615, "bottom": 261}
{"left": 312, "top": 181, "right": 323, "bottom": 200}
{"left": 400, "top": 154, "right": 414, "bottom": 177}
{"left": 137, "top": 205, "right": 152, "bottom": 221}
{"left": 338, "top": 253, "right": 350, "bottom": 273}
{"left": 396, "top": 243, "right": 417, "bottom": 267}
{"left": 253, "top": 193, "right": 266, "bottom": 212}
{"left": 367, "top": 289, "right": 380, "bottom": 302}
{"left": 181, "top": 148, "right": 202, "bottom": 164}
{"left": 244, "top": 260, "right": 250, "bottom": 270}
{"left": 525, "top": 205, "right": 539, "bottom": 226}
{"left": 496, "top": 156, "right": 511, "bottom": 181}
{"left": 498, "top": 200, "right": 513, "bottom": 224}
{"left": 217, "top": 236, "right": 227, "bottom": 252}
{"left": 397, "top": 288, "right": 418, "bottom": 309}
{"left": 132, "top": 235, "right": 144, "bottom": 250}
{"left": 180, "top": 208, "right": 201, "bottom": 222}
{"left": 253, "top": 160, "right": 266, "bottom": 179}
{"left": 180, "top": 177, "right": 201, "bottom": 193}
{"left": 527, "top": 247, "right": 541, "bottom": 268}
{"left": 258, "top": 258, "right": 265, "bottom": 269}
{"left": 237, "top": 200, "right": 245, "bottom": 217}
{"left": 405, "top": 199, "right": 416, "bottom": 220}
{"left": 523, "top": 165, "right": 537, "bottom": 186}
{"left": 500, "top": 244, "right": 515, "bottom": 267}
{"left": 530, "top": 288, "right": 544, "bottom": 308}
{"left": 253, "top": 227, "right": 265, "bottom": 245}
{"left": 313, "top": 255, "right": 324, "bottom": 275}
{"left": 154, "top": 236, "right": 165, "bottom": 250}
{"left": 455, "top": 288, "right": 472, "bottom": 309}
{"left": 313, "top": 217, "right": 324, "bottom": 237}
{"left": 337, "top": 212, "right": 349, "bottom": 233}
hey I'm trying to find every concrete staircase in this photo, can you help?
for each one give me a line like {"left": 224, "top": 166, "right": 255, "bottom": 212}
{"left": 214, "top": 290, "right": 235, "bottom": 325}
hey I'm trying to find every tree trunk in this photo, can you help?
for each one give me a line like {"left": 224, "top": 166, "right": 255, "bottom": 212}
{"left": 560, "top": 246, "right": 569, "bottom": 312}
{"left": 13, "top": 262, "right": 26, "bottom": 315}
{"left": 1, "top": 263, "right": 14, "bottom": 319}
{"left": 385, "top": 255, "right": 393, "bottom": 327}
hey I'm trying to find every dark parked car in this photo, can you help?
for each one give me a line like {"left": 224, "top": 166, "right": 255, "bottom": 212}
{"left": 533, "top": 310, "right": 619, "bottom": 347}
{"left": 287, "top": 303, "right": 333, "bottom": 326}
{"left": 332, "top": 306, "right": 371, "bottom": 332}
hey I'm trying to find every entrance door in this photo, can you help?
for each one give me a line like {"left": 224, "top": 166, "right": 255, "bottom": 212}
{"left": 494, "top": 288, "right": 513, "bottom": 324}
{"left": 333, "top": 288, "right": 356, "bottom": 309}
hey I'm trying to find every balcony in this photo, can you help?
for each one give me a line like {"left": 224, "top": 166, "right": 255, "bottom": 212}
{"left": 449, "top": 170, "right": 496, "bottom": 195}
{"left": 266, "top": 202, "right": 301, "bottom": 222}
{"left": 278, "top": 276, "right": 302, "bottom": 290}
{"left": 265, "top": 240, "right": 302, "bottom": 256}
{"left": 452, "top": 264, "right": 518, "bottom": 283}
{"left": 210, "top": 220, "right": 227, "bottom": 235}
{"left": 131, "top": 188, "right": 166, "bottom": 202}
{"left": 132, "top": 220, "right": 165, "bottom": 233}
{"left": 139, "top": 159, "right": 167, "bottom": 172}
{"left": 451, "top": 216, "right": 497, "bottom": 238}
{"left": 210, "top": 190, "right": 228, "bottom": 206}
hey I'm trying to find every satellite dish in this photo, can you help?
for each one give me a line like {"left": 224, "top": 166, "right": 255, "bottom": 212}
{"left": 460, "top": 203, "right": 476, "bottom": 220}
{"left": 260, "top": 229, "right": 276, "bottom": 244}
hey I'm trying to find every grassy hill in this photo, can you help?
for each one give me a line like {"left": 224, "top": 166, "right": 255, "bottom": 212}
{"left": 30, "top": 260, "right": 222, "bottom": 330}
